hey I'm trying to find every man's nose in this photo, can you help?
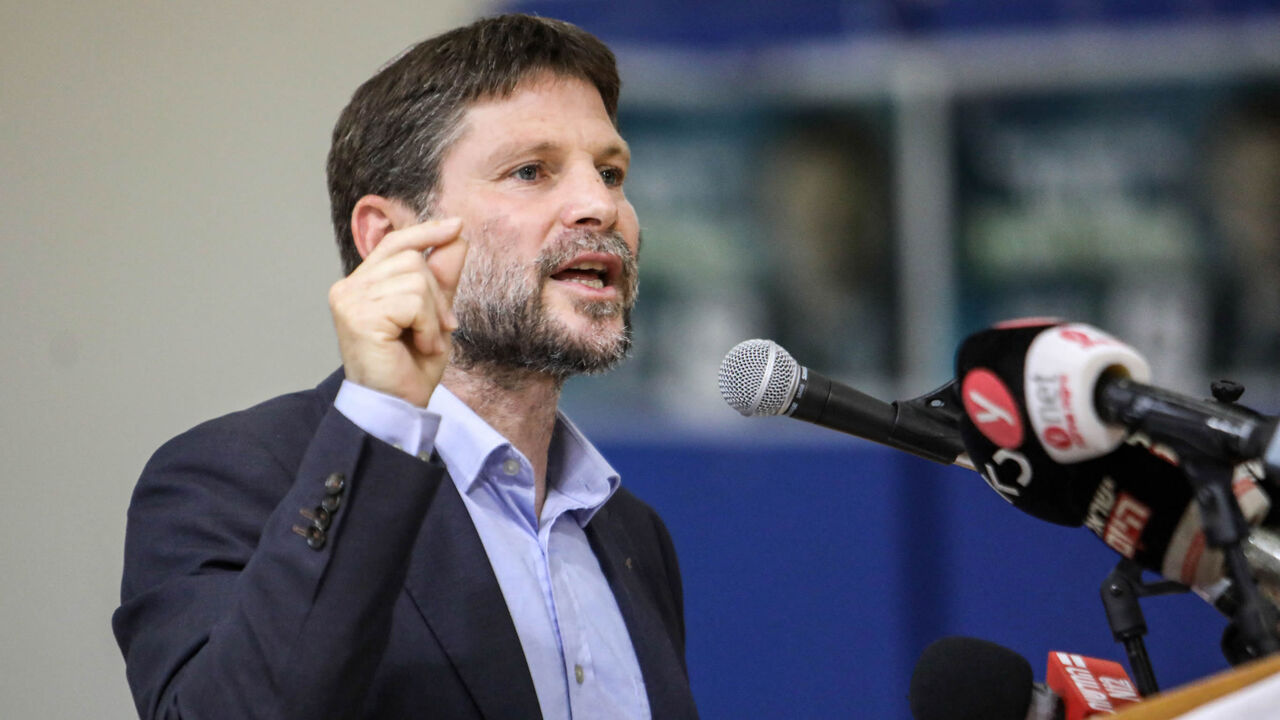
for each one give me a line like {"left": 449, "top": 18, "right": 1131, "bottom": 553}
{"left": 559, "top": 164, "right": 618, "bottom": 230}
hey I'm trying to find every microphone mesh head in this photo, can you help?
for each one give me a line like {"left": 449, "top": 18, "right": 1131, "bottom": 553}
{"left": 909, "top": 636, "right": 1034, "bottom": 720}
{"left": 717, "top": 339, "right": 800, "bottom": 417}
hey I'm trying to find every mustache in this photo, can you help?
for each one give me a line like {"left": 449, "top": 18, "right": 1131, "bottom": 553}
{"left": 535, "top": 228, "right": 638, "bottom": 296}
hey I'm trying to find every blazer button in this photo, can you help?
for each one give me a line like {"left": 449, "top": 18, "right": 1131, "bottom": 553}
{"left": 323, "top": 472, "right": 346, "bottom": 495}
{"left": 321, "top": 494, "right": 341, "bottom": 513}
{"left": 311, "top": 506, "right": 332, "bottom": 531}
{"left": 306, "top": 525, "right": 327, "bottom": 550}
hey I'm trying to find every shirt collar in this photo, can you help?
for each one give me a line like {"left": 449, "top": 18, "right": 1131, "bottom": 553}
{"left": 427, "top": 384, "right": 620, "bottom": 527}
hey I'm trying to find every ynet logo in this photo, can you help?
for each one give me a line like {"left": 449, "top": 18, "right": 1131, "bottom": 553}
{"left": 961, "top": 369, "right": 1023, "bottom": 449}
{"left": 1026, "top": 371, "right": 1086, "bottom": 453}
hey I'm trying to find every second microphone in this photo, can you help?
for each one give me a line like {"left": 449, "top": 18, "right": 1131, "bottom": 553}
{"left": 718, "top": 338, "right": 972, "bottom": 468}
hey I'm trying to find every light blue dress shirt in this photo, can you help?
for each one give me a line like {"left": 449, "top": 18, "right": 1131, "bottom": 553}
{"left": 335, "top": 380, "right": 650, "bottom": 720}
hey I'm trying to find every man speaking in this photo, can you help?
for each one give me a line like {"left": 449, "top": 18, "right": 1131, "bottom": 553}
{"left": 112, "top": 14, "right": 697, "bottom": 720}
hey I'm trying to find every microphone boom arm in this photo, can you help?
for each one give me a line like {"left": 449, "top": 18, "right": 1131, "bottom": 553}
{"left": 1096, "top": 375, "right": 1280, "bottom": 478}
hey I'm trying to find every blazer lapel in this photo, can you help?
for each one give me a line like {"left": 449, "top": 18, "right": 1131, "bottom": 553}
{"left": 403, "top": 474, "right": 541, "bottom": 720}
{"left": 587, "top": 506, "right": 699, "bottom": 719}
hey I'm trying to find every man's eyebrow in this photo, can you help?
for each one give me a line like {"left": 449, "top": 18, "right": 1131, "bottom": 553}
{"left": 485, "top": 140, "right": 556, "bottom": 166}
{"left": 484, "top": 140, "right": 630, "bottom": 167}
{"left": 599, "top": 141, "right": 631, "bottom": 163}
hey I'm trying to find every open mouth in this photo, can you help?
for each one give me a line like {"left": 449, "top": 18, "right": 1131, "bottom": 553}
{"left": 549, "top": 253, "right": 622, "bottom": 292}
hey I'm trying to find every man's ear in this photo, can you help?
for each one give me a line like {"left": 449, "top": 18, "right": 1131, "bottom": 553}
{"left": 350, "top": 195, "right": 419, "bottom": 260}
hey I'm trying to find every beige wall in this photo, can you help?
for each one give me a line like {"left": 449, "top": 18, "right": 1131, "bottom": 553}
{"left": 0, "top": 2, "right": 493, "bottom": 716}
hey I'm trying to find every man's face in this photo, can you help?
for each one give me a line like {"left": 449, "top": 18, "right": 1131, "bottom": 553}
{"left": 432, "top": 73, "right": 640, "bottom": 378}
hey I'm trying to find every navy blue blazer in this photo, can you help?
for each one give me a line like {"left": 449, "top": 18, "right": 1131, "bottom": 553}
{"left": 113, "top": 370, "right": 698, "bottom": 719}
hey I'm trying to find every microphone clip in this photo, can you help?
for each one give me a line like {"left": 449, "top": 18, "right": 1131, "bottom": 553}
{"left": 890, "top": 379, "right": 970, "bottom": 466}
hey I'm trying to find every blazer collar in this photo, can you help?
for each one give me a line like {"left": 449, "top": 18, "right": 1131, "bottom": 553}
{"left": 402, "top": 475, "right": 542, "bottom": 720}
{"left": 587, "top": 505, "right": 699, "bottom": 719}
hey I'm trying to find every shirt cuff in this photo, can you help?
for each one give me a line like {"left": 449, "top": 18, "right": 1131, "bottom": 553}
{"left": 333, "top": 380, "right": 441, "bottom": 458}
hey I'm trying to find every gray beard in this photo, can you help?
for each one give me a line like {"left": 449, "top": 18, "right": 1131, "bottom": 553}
{"left": 449, "top": 225, "right": 638, "bottom": 381}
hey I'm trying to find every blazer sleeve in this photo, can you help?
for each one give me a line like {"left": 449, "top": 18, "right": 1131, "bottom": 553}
{"left": 113, "top": 402, "right": 443, "bottom": 720}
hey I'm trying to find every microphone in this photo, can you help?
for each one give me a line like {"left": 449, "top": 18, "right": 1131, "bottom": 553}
{"left": 955, "top": 320, "right": 1280, "bottom": 659}
{"left": 962, "top": 320, "right": 1280, "bottom": 478}
{"left": 909, "top": 636, "right": 1048, "bottom": 720}
{"left": 953, "top": 320, "right": 1271, "bottom": 586}
{"left": 718, "top": 333, "right": 1275, "bottom": 589}
{"left": 719, "top": 330, "right": 1280, "bottom": 625}
{"left": 717, "top": 339, "right": 972, "bottom": 468}
{"left": 910, "top": 636, "right": 1140, "bottom": 720}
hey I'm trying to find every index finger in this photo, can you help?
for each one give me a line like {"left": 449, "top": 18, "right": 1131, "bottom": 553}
{"left": 365, "top": 216, "right": 463, "bottom": 264}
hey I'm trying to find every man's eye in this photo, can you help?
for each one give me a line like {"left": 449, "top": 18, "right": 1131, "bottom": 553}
{"left": 600, "top": 167, "right": 624, "bottom": 186}
{"left": 513, "top": 164, "right": 541, "bottom": 181}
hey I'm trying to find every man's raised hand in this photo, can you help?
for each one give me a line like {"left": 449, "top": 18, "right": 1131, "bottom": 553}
{"left": 329, "top": 217, "right": 468, "bottom": 407}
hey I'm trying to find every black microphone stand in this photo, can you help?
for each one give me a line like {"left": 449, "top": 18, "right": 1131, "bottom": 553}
{"left": 1178, "top": 451, "right": 1280, "bottom": 660}
{"left": 1099, "top": 379, "right": 1280, "bottom": 663}
{"left": 1099, "top": 559, "right": 1188, "bottom": 696}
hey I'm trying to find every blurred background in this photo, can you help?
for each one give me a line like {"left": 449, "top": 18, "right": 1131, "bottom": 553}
{"left": 4, "top": 1, "right": 1280, "bottom": 717}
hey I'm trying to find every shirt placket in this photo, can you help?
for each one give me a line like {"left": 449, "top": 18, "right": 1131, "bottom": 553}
{"left": 546, "top": 518, "right": 598, "bottom": 717}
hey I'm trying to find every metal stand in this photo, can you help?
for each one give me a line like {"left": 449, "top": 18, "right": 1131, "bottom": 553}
{"left": 1098, "top": 378, "right": 1280, "bottom": 666}
{"left": 1100, "top": 559, "right": 1188, "bottom": 696}
{"left": 1179, "top": 453, "right": 1280, "bottom": 661}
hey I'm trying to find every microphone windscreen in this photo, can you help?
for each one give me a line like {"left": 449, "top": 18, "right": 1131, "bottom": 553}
{"left": 909, "top": 636, "right": 1034, "bottom": 720}
{"left": 955, "top": 320, "right": 1111, "bottom": 525}
{"left": 718, "top": 339, "right": 800, "bottom": 417}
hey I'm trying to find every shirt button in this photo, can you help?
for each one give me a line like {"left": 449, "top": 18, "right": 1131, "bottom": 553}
{"left": 502, "top": 458, "right": 520, "bottom": 476}
{"left": 574, "top": 663, "right": 584, "bottom": 685}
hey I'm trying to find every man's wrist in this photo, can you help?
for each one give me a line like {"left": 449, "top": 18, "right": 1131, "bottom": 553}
{"left": 334, "top": 379, "right": 441, "bottom": 458}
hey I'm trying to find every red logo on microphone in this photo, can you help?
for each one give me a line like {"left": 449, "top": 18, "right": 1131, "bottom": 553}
{"left": 961, "top": 369, "right": 1023, "bottom": 449}
{"left": 1104, "top": 493, "right": 1151, "bottom": 559}
{"left": 1043, "top": 426, "right": 1073, "bottom": 451}
{"left": 1046, "top": 651, "right": 1141, "bottom": 717}
{"left": 1058, "top": 327, "right": 1115, "bottom": 349}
